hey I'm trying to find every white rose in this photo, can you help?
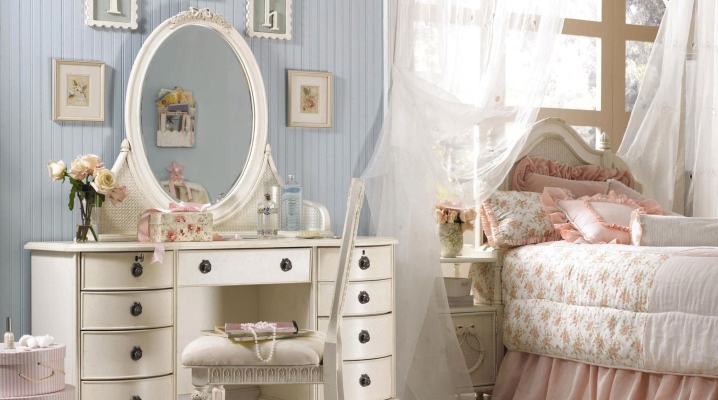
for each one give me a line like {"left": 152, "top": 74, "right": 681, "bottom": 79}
{"left": 68, "top": 157, "right": 89, "bottom": 180}
{"left": 81, "top": 154, "right": 104, "bottom": 174}
{"left": 90, "top": 168, "right": 117, "bottom": 193}
{"left": 47, "top": 160, "right": 66, "bottom": 181}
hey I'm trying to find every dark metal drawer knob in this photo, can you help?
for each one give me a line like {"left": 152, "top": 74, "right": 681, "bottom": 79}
{"left": 359, "top": 374, "right": 371, "bottom": 387}
{"left": 130, "top": 346, "right": 143, "bottom": 361}
{"left": 280, "top": 258, "right": 293, "bottom": 272}
{"left": 359, "top": 254, "right": 371, "bottom": 270}
{"left": 199, "top": 260, "right": 212, "bottom": 274}
{"left": 358, "top": 330, "right": 371, "bottom": 344}
{"left": 131, "top": 263, "right": 143, "bottom": 277}
{"left": 132, "top": 396, "right": 142, "bottom": 400}
{"left": 358, "top": 291, "right": 370, "bottom": 304}
{"left": 130, "top": 302, "right": 143, "bottom": 317}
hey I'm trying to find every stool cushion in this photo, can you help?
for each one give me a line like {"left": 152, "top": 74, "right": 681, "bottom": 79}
{"left": 182, "top": 333, "right": 325, "bottom": 367}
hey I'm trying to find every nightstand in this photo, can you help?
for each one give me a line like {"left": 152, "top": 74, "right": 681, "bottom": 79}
{"left": 442, "top": 250, "right": 502, "bottom": 397}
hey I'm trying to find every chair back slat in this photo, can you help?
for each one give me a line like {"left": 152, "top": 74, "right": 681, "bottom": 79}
{"left": 323, "top": 178, "right": 365, "bottom": 400}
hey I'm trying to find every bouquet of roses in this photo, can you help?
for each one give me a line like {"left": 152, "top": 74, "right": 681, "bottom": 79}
{"left": 47, "top": 154, "right": 128, "bottom": 241}
{"left": 435, "top": 201, "right": 477, "bottom": 233}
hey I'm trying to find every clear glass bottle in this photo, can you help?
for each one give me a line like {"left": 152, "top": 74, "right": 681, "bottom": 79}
{"left": 280, "top": 175, "right": 303, "bottom": 232}
{"left": 4, "top": 317, "right": 14, "bottom": 350}
{"left": 257, "top": 193, "right": 279, "bottom": 237}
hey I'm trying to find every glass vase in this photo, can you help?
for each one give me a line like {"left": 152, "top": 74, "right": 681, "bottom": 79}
{"left": 75, "top": 190, "right": 99, "bottom": 242}
{"left": 438, "top": 222, "right": 463, "bottom": 258}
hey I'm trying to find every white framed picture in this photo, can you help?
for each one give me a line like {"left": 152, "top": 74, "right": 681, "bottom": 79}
{"left": 246, "top": 0, "right": 292, "bottom": 40}
{"left": 85, "top": 0, "right": 139, "bottom": 30}
{"left": 287, "top": 70, "right": 332, "bottom": 128}
{"left": 52, "top": 60, "right": 106, "bottom": 122}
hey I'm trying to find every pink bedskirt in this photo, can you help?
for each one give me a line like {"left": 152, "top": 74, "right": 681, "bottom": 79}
{"left": 493, "top": 351, "right": 718, "bottom": 400}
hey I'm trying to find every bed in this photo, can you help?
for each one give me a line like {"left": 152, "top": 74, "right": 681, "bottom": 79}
{"left": 476, "top": 118, "right": 718, "bottom": 399}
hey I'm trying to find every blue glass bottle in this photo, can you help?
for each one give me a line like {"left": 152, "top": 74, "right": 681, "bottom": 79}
{"left": 280, "top": 175, "right": 303, "bottom": 231}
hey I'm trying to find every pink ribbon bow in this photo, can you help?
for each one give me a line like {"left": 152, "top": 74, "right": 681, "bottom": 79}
{"left": 167, "top": 161, "right": 192, "bottom": 200}
{"left": 137, "top": 202, "right": 217, "bottom": 264}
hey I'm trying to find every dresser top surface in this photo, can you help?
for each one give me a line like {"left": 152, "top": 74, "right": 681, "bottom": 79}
{"left": 25, "top": 236, "right": 398, "bottom": 252}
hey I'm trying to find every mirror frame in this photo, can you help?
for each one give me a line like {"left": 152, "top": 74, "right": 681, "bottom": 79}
{"left": 125, "top": 7, "right": 268, "bottom": 225}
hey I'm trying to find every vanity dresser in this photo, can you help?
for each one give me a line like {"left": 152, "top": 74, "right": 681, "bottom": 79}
{"left": 26, "top": 8, "right": 396, "bottom": 400}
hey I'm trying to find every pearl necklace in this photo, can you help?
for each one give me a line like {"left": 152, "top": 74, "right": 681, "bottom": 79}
{"left": 241, "top": 322, "right": 277, "bottom": 363}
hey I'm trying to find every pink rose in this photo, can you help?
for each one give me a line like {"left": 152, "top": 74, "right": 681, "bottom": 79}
{"left": 174, "top": 215, "right": 186, "bottom": 223}
{"left": 187, "top": 224, "right": 195, "bottom": 231}
{"left": 167, "top": 230, "right": 177, "bottom": 242}
{"left": 105, "top": 186, "right": 128, "bottom": 205}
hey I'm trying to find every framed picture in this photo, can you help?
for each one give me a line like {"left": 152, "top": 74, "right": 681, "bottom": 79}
{"left": 53, "top": 60, "right": 106, "bottom": 122}
{"left": 287, "top": 70, "right": 332, "bottom": 128}
{"left": 247, "top": 0, "right": 292, "bottom": 40}
{"left": 85, "top": 0, "right": 139, "bottom": 30}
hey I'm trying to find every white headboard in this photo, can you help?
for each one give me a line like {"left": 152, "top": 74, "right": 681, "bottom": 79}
{"left": 502, "top": 118, "right": 641, "bottom": 193}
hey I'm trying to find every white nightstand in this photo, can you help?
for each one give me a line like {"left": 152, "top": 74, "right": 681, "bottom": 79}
{"left": 442, "top": 250, "right": 501, "bottom": 397}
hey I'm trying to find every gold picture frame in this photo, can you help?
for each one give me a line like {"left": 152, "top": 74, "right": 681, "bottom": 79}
{"left": 52, "top": 60, "right": 106, "bottom": 122}
{"left": 287, "top": 70, "right": 332, "bottom": 128}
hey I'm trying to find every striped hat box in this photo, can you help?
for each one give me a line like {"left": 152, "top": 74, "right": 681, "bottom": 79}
{"left": 0, "top": 384, "right": 75, "bottom": 400}
{"left": 0, "top": 344, "right": 66, "bottom": 397}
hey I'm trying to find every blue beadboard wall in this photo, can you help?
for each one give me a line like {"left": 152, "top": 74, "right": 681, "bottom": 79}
{"left": 0, "top": 0, "right": 383, "bottom": 335}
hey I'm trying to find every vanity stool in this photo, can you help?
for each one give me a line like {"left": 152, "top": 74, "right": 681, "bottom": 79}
{"left": 182, "top": 180, "right": 386, "bottom": 400}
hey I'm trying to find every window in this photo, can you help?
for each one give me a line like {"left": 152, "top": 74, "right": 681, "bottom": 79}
{"left": 526, "top": 1, "right": 664, "bottom": 150}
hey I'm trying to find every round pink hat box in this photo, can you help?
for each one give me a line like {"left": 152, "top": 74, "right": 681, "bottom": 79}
{"left": 0, "top": 344, "right": 66, "bottom": 398}
{"left": 0, "top": 385, "right": 75, "bottom": 400}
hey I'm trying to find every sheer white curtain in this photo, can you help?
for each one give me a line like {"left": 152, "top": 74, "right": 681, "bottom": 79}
{"left": 361, "top": 1, "right": 563, "bottom": 398}
{"left": 619, "top": 0, "right": 718, "bottom": 217}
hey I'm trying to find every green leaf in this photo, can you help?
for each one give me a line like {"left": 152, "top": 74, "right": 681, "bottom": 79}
{"left": 68, "top": 185, "right": 77, "bottom": 211}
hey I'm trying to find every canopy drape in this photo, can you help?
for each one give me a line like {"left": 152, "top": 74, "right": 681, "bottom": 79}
{"left": 362, "top": 1, "right": 564, "bottom": 398}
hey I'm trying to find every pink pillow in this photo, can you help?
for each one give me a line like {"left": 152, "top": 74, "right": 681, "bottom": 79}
{"left": 524, "top": 173, "right": 608, "bottom": 197}
{"left": 480, "top": 191, "right": 561, "bottom": 249}
{"left": 513, "top": 156, "right": 634, "bottom": 190}
{"left": 542, "top": 187, "right": 663, "bottom": 244}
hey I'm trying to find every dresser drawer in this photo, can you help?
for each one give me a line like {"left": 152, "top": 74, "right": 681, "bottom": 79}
{"left": 80, "top": 375, "right": 173, "bottom": 399}
{"left": 81, "top": 327, "right": 173, "bottom": 380}
{"left": 178, "top": 249, "right": 311, "bottom": 286}
{"left": 318, "top": 279, "right": 392, "bottom": 317}
{"left": 319, "top": 356, "right": 393, "bottom": 400}
{"left": 81, "top": 289, "right": 173, "bottom": 330}
{"left": 318, "top": 246, "right": 392, "bottom": 282}
{"left": 451, "top": 310, "right": 496, "bottom": 387}
{"left": 82, "top": 252, "right": 173, "bottom": 290}
{"left": 318, "top": 314, "right": 393, "bottom": 361}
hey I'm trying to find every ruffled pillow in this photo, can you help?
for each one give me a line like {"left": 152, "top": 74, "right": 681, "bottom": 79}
{"left": 522, "top": 173, "right": 608, "bottom": 197}
{"left": 513, "top": 156, "right": 634, "bottom": 191}
{"left": 542, "top": 187, "right": 663, "bottom": 244}
{"left": 480, "top": 191, "right": 561, "bottom": 249}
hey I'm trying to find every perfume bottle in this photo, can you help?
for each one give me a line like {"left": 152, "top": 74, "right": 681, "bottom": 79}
{"left": 257, "top": 193, "right": 279, "bottom": 237}
{"left": 4, "top": 317, "right": 14, "bottom": 350}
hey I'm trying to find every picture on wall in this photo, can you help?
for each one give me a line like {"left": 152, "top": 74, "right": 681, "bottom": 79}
{"left": 85, "top": 0, "right": 139, "bottom": 30}
{"left": 52, "top": 59, "right": 106, "bottom": 122}
{"left": 246, "top": 0, "right": 292, "bottom": 40}
{"left": 287, "top": 70, "right": 333, "bottom": 128}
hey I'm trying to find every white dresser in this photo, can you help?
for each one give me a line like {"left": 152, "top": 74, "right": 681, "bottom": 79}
{"left": 26, "top": 237, "right": 396, "bottom": 400}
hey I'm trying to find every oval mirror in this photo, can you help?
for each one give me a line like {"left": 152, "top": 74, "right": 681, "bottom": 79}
{"left": 126, "top": 8, "right": 268, "bottom": 224}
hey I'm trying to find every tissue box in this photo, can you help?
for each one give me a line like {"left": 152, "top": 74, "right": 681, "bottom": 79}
{"left": 148, "top": 212, "right": 213, "bottom": 242}
{"left": 0, "top": 344, "right": 66, "bottom": 397}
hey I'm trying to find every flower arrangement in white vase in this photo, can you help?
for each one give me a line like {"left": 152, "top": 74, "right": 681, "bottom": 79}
{"left": 47, "top": 154, "right": 128, "bottom": 241}
{"left": 435, "top": 202, "right": 477, "bottom": 257}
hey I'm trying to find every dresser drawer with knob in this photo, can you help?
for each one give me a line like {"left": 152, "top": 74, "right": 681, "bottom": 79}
{"left": 318, "top": 313, "right": 393, "bottom": 360}
{"left": 80, "top": 375, "right": 173, "bottom": 400}
{"left": 318, "top": 246, "right": 392, "bottom": 282}
{"left": 317, "top": 279, "right": 392, "bottom": 316}
{"left": 81, "top": 327, "right": 173, "bottom": 380}
{"left": 82, "top": 252, "right": 173, "bottom": 290}
{"left": 318, "top": 356, "right": 393, "bottom": 400}
{"left": 81, "top": 289, "right": 173, "bottom": 330}
{"left": 177, "top": 249, "right": 311, "bottom": 286}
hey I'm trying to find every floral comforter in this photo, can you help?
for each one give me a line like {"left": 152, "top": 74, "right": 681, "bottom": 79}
{"left": 500, "top": 241, "right": 718, "bottom": 377}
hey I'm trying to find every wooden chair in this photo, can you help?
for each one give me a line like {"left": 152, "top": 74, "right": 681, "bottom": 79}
{"left": 182, "top": 179, "right": 366, "bottom": 400}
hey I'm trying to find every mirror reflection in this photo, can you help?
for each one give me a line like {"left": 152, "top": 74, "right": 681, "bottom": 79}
{"left": 141, "top": 25, "right": 253, "bottom": 204}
